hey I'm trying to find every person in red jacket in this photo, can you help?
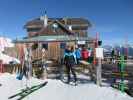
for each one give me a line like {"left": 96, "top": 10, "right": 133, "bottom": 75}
{"left": 81, "top": 46, "right": 89, "bottom": 61}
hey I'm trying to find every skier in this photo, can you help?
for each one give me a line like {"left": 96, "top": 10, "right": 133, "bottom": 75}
{"left": 111, "top": 48, "right": 116, "bottom": 64}
{"left": 64, "top": 46, "right": 77, "bottom": 85}
{"left": 81, "top": 46, "right": 89, "bottom": 61}
{"left": 88, "top": 48, "right": 93, "bottom": 63}
{"left": 75, "top": 46, "right": 81, "bottom": 64}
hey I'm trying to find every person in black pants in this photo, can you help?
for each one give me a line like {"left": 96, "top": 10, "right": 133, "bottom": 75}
{"left": 64, "top": 46, "right": 77, "bottom": 85}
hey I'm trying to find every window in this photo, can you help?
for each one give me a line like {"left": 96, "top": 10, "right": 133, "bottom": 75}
{"left": 27, "top": 28, "right": 41, "bottom": 32}
{"left": 32, "top": 43, "right": 38, "bottom": 50}
{"left": 42, "top": 43, "right": 48, "bottom": 50}
{"left": 60, "top": 43, "right": 66, "bottom": 49}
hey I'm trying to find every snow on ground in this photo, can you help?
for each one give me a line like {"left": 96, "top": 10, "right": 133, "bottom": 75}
{"left": 0, "top": 73, "right": 133, "bottom": 100}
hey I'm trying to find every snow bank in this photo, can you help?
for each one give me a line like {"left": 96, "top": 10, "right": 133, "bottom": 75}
{"left": 0, "top": 37, "right": 20, "bottom": 64}
{"left": 0, "top": 37, "right": 14, "bottom": 52}
{"left": 0, "top": 73, "right": 132, "bottom": 100}
{"left": 0, "top": 52, "right": 20, "bottom": 64}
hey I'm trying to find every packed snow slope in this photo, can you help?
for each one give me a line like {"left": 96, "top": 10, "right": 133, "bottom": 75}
{"left": 0, "top": 73, "right": 132, "bottom": 100}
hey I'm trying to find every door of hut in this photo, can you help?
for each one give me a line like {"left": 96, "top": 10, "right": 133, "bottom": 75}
{"left": 48, "top": 42, "right": 60, "bottom": 60}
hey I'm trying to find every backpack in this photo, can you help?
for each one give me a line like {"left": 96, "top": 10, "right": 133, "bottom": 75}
{"left": 64, "top": 52, "right": 75, "bottom": 64}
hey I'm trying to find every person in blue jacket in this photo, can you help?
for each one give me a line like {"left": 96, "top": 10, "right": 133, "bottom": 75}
{"left": 75, "top": 46, "right": 81, "bottom": 64}
{"left": 64, "top": 46, "right": 77, "bottom": 85}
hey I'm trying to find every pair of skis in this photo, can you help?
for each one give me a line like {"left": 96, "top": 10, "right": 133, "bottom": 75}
{"left": 8, "top": 81, "right": 48, "bottom": 100}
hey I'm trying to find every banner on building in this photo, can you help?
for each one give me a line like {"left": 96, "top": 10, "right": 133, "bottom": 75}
{"left": 77, "top": 41, "right": 85, "bottom": 44}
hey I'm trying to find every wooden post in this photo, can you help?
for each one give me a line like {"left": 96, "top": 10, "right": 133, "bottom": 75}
{"left": 96, "top": 58, "right": 102, "bottom": 86}
{"left": 0, "top": 60, "right": 4, "bottom": 73}
{"left": 95, "top": 32, "right": 102, "bottom": 86}
{"left": 119, "top": 55, "right": 125, "bottom": 92}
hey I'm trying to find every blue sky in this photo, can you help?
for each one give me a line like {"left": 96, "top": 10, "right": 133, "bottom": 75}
{"left": 0, "top": 0, "right": 133, "bottom": 45}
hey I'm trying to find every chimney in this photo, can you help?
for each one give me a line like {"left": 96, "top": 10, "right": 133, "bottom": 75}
{"left": 40, "top": 11, "right": 48, "bottom": 27}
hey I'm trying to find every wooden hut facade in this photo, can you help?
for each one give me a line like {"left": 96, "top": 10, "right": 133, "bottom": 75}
{"left": 15, "top": 14, "right": 93, "bottom": 61}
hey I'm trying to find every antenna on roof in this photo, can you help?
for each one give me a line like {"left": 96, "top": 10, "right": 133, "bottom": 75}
{"left": 44, "top": 10, "right": 47, "bottom": 15}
